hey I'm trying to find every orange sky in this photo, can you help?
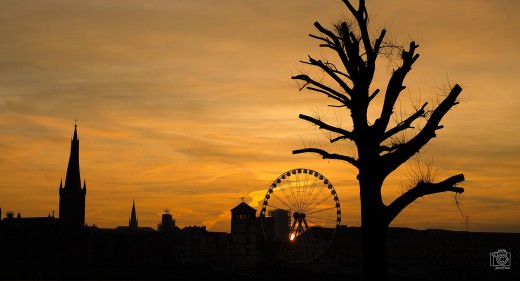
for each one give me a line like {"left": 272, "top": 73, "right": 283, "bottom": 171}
{"left": 0, "top": 0, "right": 519, "bottom": 233}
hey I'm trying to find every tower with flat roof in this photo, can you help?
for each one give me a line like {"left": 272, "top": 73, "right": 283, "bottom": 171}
{"left": 230, "top": 201, "right": 258, "bottom": 267}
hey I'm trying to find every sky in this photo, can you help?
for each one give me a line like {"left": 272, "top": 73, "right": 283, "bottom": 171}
{"left": 0, "top": 0, "right": 519, "bottom": 233}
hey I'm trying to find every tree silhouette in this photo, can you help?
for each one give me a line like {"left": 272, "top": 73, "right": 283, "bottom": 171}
{"left": 292, "top": 0, "right": 465, "bottom": 279}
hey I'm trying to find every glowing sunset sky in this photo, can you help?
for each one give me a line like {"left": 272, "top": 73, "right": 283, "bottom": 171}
{"left": 0, "top": 0, "right": 519, "bottom": 233}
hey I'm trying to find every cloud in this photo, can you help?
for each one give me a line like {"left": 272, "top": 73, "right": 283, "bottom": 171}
{"left": 0, "top": 0, "right": 518, "bottom": 233}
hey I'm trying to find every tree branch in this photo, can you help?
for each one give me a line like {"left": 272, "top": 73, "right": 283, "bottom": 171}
{"left": 293, "top": 148, "right": 358, "bottom": 168}
{"left": 330, "top": 135, "right": 355, "bottom": 143}
{"left": 305, "top": 86, "right": 347, "bottom": 106}
{"left": 305, "top": 55, "right": 353, "bottom": 96}
{"left": 313, "top": 22, "right": 355, "bottom": 81}
{"left": 341, "top": 0, "right": 379, "bottom": 81}
{"left": 309, "top": 34, "right": 335, "bottom": 48}
{"left": 352, "top": 1, "right": 373, "bottom": 60}
{"left": 373, "top": 29, "right": 387, "bottom": 60}
{"left": 379, "top": 144, "right": 399, "bottom": 153}
{"left": 368, "top": 89, "right": 380, "bottom": 102}
{"left": 323, "top": 61, "right": 352, "bottom": 80}
{"left": 364, "top": 29, "right": 386, "bottom": 85}
{"left": 299, "top": 114, "right": 355, "bottom": 141}
{"left": 342, "top": 0, "right": 357, "bottom": 16}
{"left": 338, "top": 23, "right": 364, "bottom": 78}
{"left": 383, "top": 84, "right": 462, "bottom": 173}
{"left": 300, "top": 60, "right": 352, "bottom": 80}
{"left": 292, "top": 74, "right": 351, "bottom": 106}
{"left": 382, "top": 102, "right": 428, "bottom": 141}
{"left": 386, "top": 174, "right": 465, "bottom": 224}
{"left": 375, "top": 42, "right": 420, "bottom": 134}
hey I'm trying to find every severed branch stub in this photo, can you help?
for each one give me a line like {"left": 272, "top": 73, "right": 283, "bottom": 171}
{"left": 386, "top": 174, "right": 465, "bottom": 224}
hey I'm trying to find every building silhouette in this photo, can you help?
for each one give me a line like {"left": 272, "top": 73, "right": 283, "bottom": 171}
{"left": 1, "top": 122, "right": 519, "bottom": 280}
{"left": 114, "top": 200, "right": 155, "bottom": 233}
{"left": 230, "top": 201, "right": 258, "bottom": 268}
{"left": 157, "top": 209, "right": 176, "bottom": 232}
{"left": 58, "top": 122, "right": 86, "bottom": 232}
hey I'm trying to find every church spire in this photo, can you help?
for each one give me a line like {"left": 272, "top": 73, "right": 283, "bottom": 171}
{"left": 73, "top": 118, "right": 78, "bottom": 141}
{"left": 59, "top": 120, "right": 86, "bottom": 232}
{"left": 129, "top": 199, "right": 138, "bottom": 230}
{"left": 65, "top": 120, "right": 81, "bottom": 190}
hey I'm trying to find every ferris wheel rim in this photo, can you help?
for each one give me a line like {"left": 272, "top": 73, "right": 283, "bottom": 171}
{"left": 259, "top": 168, "right": 342, "bottom": 263}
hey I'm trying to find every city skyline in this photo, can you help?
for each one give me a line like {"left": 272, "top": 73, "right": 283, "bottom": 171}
{"left": 1, "top": 0, "right": 519, "bottom": 233}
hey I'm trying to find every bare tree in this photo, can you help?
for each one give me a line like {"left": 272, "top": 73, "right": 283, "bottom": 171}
{"left": 292, "top": 0, "right": 465, "bottom": 279}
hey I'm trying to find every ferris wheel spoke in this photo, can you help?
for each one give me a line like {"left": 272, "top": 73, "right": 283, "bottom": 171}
{"left": 305, "top": 216, "right": 332, "bottom": 230}
{"left": 306, "top": 206, "right": 338, "bottom": 215}
{"left": 292, "top": 172, "right": 306, "bottom": 212}
{"left": 306, "top": 215, "right": 338, "bottom": 223}
{"left": 297, "top": 172, "right": 308, "bottom": 211}
{"left": 289, "top": 218, "right": 298, "bottom": 235}
{"left": 304, "top": 173, "right": 330, "bottom": 209}
{"left": 277, "top": 186, "right": 298, "bottom": 210}
{"left": 306, "top": 215, "right": 338, "bottom": 222}
{"left": 299, "top": 173, "right": 312, "bottom": 211}
{"left": 300, "top": 233, "right": 310, "bottom": 261}
{"left": 308, "top": 231, "right": 324, "bottom": 258}
{"left": 302, "top": 177, "right": 320, "bottom": 211}
{"left": 265, "top": 202, "right": 289, "bottom": 212}
{"left": 282, "top": 187, "right": 300, "bottom": 210}
{"left": 306, "top": 221, "right": 336, "bottom": 245}
{"left": 270, "top": 191, "right": 294, "bottom": 210}
{"left": 299, "top": 229, "right": 310, "bottom": 261}
{"left": 283, "top": 178, "right": 302, "bottom": 209}
{"left": 305, "top": 193, "right": 333, "bottom": 214}
{"left": 304, "top": 216, "right": 319, "bottom": 228}
{"left": 301, "top": 219, "right": 324, "bottom": 260}
{"left": 301, "top": 184, "right": 329, "bottom": 214}
{"left": 278, "top": 239, "right": 294, "bottom": 259}
{"left": 298, "top": 176, "right": 318, "bottom": 212}
{"left": 283, "top": 176, "right": 300, "bottom": 211}
{"left": 294, "top": 172, "right": 301, "bottom": 211}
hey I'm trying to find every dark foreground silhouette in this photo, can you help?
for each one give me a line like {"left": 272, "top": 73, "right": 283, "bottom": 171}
{"left": 0, "top": 220, "right": 518, "bottom": 280}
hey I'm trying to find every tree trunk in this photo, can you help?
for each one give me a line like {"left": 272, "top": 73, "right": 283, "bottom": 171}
{"left": 359, "top": 173, "right": 389, "bottom": 280}
{"left": 361, "top": 217, "right": 388, "bottom": 280}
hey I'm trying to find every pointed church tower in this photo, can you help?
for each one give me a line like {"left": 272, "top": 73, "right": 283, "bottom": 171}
{"left": 129, "top": 199, "right": 138, "bottom": 230}
{"left": 59, "top": 121, "right": 87, "bottom": 232}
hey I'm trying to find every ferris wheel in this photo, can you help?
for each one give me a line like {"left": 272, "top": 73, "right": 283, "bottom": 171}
{"left": 260, "top": 168, "right": 341, "bottom": 263}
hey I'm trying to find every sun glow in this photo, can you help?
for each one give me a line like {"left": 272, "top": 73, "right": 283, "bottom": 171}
{"left": 290, "top": 233, "right": 295, "bottom": 241}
